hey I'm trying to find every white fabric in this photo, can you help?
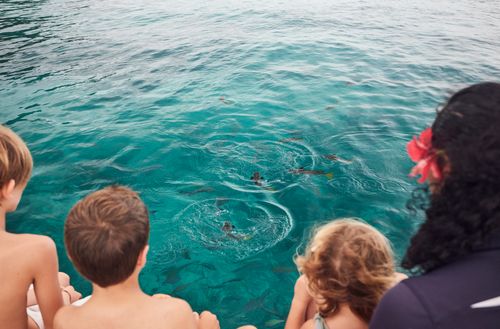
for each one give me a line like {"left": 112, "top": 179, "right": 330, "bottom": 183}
{"left": 72, "top": 295, "right": 91, "bottom": 306}
{"left": 26, "top": 295, "right": 91, "bottom": 328}
{"left": 27, "top": 305, "right": 44, "bottom": 329}
{"left": 471, "top": 296, "right": 500, "bottom": 308}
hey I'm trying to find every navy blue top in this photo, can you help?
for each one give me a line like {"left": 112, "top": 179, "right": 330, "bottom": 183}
{"left": 370, "top": 237, "right": 500, "bottom": 329}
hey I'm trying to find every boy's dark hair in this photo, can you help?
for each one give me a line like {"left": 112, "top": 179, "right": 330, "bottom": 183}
{"left": 65, "top": 185, "right": 149, "bottom": 287}
{"left": 404, "top": 82, "right": 500, "bottom": 272}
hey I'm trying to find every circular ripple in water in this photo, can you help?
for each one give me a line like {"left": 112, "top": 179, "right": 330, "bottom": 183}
{"left": 176, "top": 198, "right": 292, "bottom": 260}
{"left": 205, "top": 138, "right": 318, "bottom": 192}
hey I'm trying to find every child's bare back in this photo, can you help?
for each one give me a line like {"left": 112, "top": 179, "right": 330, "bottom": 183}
{"left": 55, "top": 294, "right": 198, "bottom": 329}
{"left": 0, "top": 232, "right": 61, "bottom": 329}
{"left": 0, "top": 126, "right": 81, "bottom": 329}
{"left": 55, "top": 186, "right": 221, "bottom": 329}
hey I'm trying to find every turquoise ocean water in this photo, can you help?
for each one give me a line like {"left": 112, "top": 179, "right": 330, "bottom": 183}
{"left": 2, "top": 0, "right": 500, "bottom": 327}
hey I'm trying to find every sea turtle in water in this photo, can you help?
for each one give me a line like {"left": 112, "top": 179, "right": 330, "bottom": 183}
{"left": 250, "top": 172, "right": 265, "bottom": 186}
{"left": 222, "top": 221, "right": 251, "bottom": 241}
{"left": 222, "top": 221, "right": 235, "bottom": 233}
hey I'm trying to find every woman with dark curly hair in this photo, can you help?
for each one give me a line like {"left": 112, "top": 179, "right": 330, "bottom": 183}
{"left": 370, "top": 82, "right": 500, "bottom": 329}
{"left": 285, "top": 219, "right": 406, "bottom": 329}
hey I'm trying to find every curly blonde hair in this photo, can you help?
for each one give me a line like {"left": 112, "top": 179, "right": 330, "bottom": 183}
{"left": 296, "top": 219, "right": 396, "bottom": 323}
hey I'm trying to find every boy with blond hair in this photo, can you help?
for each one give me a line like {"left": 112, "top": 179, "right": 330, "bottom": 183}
{"left": 0, "top": 125, "right": 81, "bottom": 329}
{"left": 55, "top": 185, "right": 222, "bottom": 329}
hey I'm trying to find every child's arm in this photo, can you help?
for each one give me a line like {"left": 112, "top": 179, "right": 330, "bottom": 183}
{"left": 28, "top": 272, "right": 75, "bottom": 306}
{"left": 285, "top": 275, "right": 313, "bottom": 329}
{"left": 31, "top": 237, "right": 64, "bottom": 329}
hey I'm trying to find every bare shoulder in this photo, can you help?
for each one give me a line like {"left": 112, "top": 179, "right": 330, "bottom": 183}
{"left": 24, "top": 235, "right": 58, "bottom": 269}
{"left": 300, "top": 318, "right": 315, "bottom": 329}
{"left": 1, "top": 234, "right": 56, "bottom": 265}
{"left": 152, "top": 297, "right": 196, "bottom": 328}
{"left": 2, "top": 232, "right": 54, "bottom": 247}
{"left": 14, "top": 234, "right": 56, "bottom": 253}
{"left": 155, "top": 296, "right": 192, "bottom": 313}
{"left": 54, "top": 305, "right": 77, "bottom": 329}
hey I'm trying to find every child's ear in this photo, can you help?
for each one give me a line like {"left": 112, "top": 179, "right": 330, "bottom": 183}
{"left": 137, "top": 245, "right": 150, "bottom": 268}
{"left": 0, "top": 179, "right": 16, "bottom": 199}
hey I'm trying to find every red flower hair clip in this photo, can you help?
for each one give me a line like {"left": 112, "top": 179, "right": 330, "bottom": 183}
{"left": 407, "top": 128, "right": 442, "bottom": 184}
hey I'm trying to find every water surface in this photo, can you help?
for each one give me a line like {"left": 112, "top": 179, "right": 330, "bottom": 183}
{"left": 2, "top": 0, "right": 500, "bottom": 327}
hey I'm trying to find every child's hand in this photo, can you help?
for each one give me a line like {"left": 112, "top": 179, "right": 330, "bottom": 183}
{"left": 293, "top": 275, "right": 313, "bottom": 306}
{"left": 198, "top": 311, "right": 220, "bottom": 329}
{"left": 394, "top": 272, "right": 408, "bottom": 282}
{"left": 62, "top": 286, "right": 82, "bottom": 304}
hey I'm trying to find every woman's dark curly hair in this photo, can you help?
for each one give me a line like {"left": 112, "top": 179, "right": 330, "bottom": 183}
{"left": 403, "top": 82, "right": 500, "bottom": 272}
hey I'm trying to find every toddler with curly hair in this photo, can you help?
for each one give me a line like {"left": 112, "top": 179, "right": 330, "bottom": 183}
{"left": 285, "top": 219, "right": 405, "bottom": 329}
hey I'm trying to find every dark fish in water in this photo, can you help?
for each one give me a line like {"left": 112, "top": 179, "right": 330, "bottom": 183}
{"left": 199, "top": 262, "right": 217, "bottom": 271}
{"left": 324, "top": 154, "right": 339, "bottom": 161}
{"left": 204, "top": 244, "right": 223, "bottom": 251}
{"left": 289, "top": 167, "right": 325, "bottom": 175}
{"left": 325, "top": 105, "right": 335, "bottom": 110}
{"left": 163, "top": 263, "right": 192, "bottom": 284}
{"left": 234, "top": 261, "right": 266, "bottom": 274}
{"left": 179, "top": 187, "right": 214, "bottom": 196}
{"left": 208, "top": 277, "right": 243, "bottom": 289}
{"left": 279, "top": 137, "right": 303, "bottom": 143}
{"left": 289, "top": 167, "right": 334, "bottom": 180}
{"left": 172, "top": 282, "right": 191, "bottom": 294}
{"left": 221, "top": 296, "right": 241, "bottom": 305}
{"left": 244, "top": 290, "right": 271, "bottom": 312}
{"left": 345, "top": 81, "right": 356, "bottom": 86}
{"left": 265, "top": 319, "right": 285, "bottom": 327}
{"left": 221, "top": 277, "right": 243, "bottom": 285}
{"left": 219, "top": 96, "right": 234, "bottom": 105}
{"left": 323, "top": 155, "right": 352, "bottom": 164}
{"left": 181, "top": 249, "right": 191, "bottom": 260}
{"left": 289, "top": 167, "right": 323, "bottom": 175}
{"left": 164, "top": 269, "right": 181, "bottom": 284}
{"left": 262, "top": 304, "right": 283, "bottom": 317}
